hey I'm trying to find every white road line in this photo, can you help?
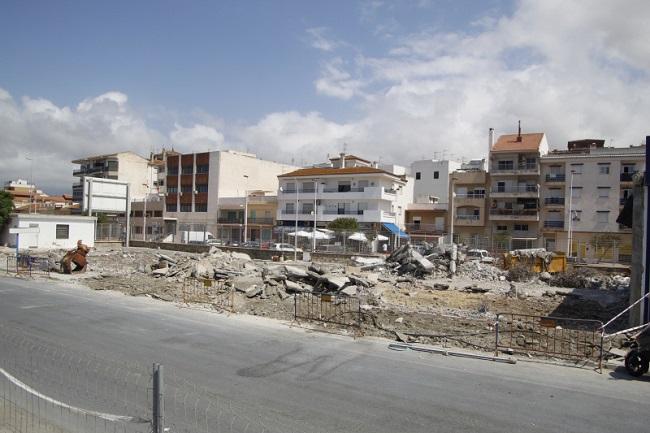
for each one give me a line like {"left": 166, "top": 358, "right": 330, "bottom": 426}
{"left": 0, "top": 366, "right": 148, "bottom": 424}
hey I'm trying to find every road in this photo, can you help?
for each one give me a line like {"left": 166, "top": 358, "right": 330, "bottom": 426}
{"left": 0, "top": 275, "right": 648, "bottom": 433}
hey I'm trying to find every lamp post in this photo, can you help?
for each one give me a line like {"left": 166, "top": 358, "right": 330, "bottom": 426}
{"left": 294, "top": 178, "right": 299, "bottom": 261}
{"left": 567, "top": 170, "right": 575, "bottom": 258}
{"left": 26, "top": 156, "right": 33, "bottom": 213}
{"left": 142, "top": 183, "right": 150, "bottom": 241}
{"left": 312, "top": 179, "right": 318, "bottom": 252}
{"left": 449, "top": 177, "right": 458, "bottom": 245}
{"left": 243, "top": 175, "right": 249, "bottom": 244}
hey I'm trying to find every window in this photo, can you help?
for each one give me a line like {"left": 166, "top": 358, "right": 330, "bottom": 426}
{"left": 158, "top": 179, "right": 165, "bottom": 186}
{"left": 598, "top": 187, "right": 610, "bottom": 198}
{"left": 433, "top": 171, "right": 439, "bottom": 179}
{"left": 415, "top": 172, "right": 421, "bottom": 180}
{"left": 134, "top": 226, "right": 142, "bottom": 234}
{"left": 154, "top": 211, "right": 163, "bottom": 217}
{"left": 195, "top": 203, "right": 207, "bottom": 212}
{"left": 55, "top": 224, "right": 69, "bottom": 239}
{"left": 570, "top": 163, "right": 583, "bottom": 174}
{"left": 180, "top": 204, "right": 192, "bottom": 212}
{"left": 285, "top": 182, "right": 295, "bottom": 192}
{"left": 497, "top": 181, "right": 506, "bottom": 193}
{"left": 496, "top": 225, "right": 508, "bottom": 232}
{"left": 166, "top": 204, "right": 177, "bottom": 212}
{"left": 598, "top": 163, "right": 610, "bottom": 175}
{"left": 571, "top": 187, "right": 582, "bottom": 199}
{"left": 196, "top": 164, "right": 209, "bottom": 174}
{"left": 285, "top": 203, "right": 295, "bottom": 213}
{"left": 167, "top": 186, "right": 178, "bottom": 193}
{"left": 181, "top": 165, "right": 193, "bottom": 175}
{"left": 597, "top": 211, "right": 609, "bottom": 224}
{"left": 167, "top": 167, "right": 178, "bottom": 175}
{"left": 196, "top": 184, "right": 208, "bottom": 193}
{"left": 622, "top": 164, "right": 636, "bottom": 174}
{"left": 133, "top": 210, "right": 143, "bottom": 217}
{"left": 181, "top": 185, "right": 193, "bottom": 193}
{"left": 497, "top": 160, "right": 514, "bottom": 170}
{"left": 514, "top": 224, "right": 529, "bottom": 232}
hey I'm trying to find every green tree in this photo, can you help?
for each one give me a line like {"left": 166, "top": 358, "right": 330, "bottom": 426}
{"left": 0, "top": 191, "right": 14, "bottom": 228}
{"left": 328, "top": 217, "right": 359, "bottom": 231}
{"left": 96, "top": 213, "right": 109, "bottom": 224}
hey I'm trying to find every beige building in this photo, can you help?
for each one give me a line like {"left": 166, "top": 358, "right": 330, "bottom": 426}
{"left": 488, "top": 130, "right": 549, "bottom": 250}
{"left": 449, "top": 168, "right": 488, "bottom": 248}
{"left": 540, "top": 139, "right": 644, "bottom": 262}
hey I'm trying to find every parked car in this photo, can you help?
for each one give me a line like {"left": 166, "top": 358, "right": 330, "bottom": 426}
{"left": 466, "top": 249, "right": 495, "bottom": 263}
{"left": 242, "top": 241, "right": 260, "bottom": 249}
{"left": 205, "top": 239, "right": 223, "bottom": 246}
{"left": 272, "top": 243, "right": 303, "bottom": 253}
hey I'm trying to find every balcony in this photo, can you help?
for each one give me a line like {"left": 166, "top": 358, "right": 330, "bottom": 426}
{"left": 277, "top": 209, "right": 394, "bottom": 224}
{"left": 404, "top": 223, "right": 444, "bottom": 234}
{"left": 247, "top": 217, "right": 274, "bottom": 225}
{"left": 620, "top": 172, "right": 635, "bottom": 182}
{"left": 218, "top": 217, "right": 244, "bottom": 224}
{"left": 544, "top": 197, "right": 565, "bottom": 206}
{"left": 545, "top": 173, "right": 566, "bottom": 182}
{"left": 454, "top": 193, "right": 485, "bottom": 206}
{"left": 491, "top": 163, "right": 540, "bottom": 176}
{"left": 455, "top": 214, "right": 483, "bottom": 226}
{"left": 489, "top": 209, "right": 539, "bottom": 221}
{"left": 323, "top": 209, "right": 365, "bottom": 216}
{"left": 543, "top": 220, "right": 564, "bottom": 230}
{"left": 490, "top": 185, "right": 539, "bottom": 198}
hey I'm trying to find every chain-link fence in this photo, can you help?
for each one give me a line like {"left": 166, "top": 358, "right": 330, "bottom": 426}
{"left": 96, "top": 223, "right": 125, "bottom": 242}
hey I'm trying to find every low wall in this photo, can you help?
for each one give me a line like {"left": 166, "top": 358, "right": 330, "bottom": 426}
{"left": 126, "top": 241, "right": 381, "bottom": 264}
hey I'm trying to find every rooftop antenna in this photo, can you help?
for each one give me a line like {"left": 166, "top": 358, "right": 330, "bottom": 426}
{"left": 343, "top": 142, "right": 348, "bottom": 154}
{"left": 517, "top": 120, "right": 522, "bottom": 142}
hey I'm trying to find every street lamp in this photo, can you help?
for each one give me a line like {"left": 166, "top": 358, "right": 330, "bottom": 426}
{"left": 312, "top": 179, "right": 318, "bottom": 252}
{"left": 26, "top": 155, "right": 33, "bottom": 213}
{"left": 449, "top": 177, "right": 458, "bottom": 245}
{"left": 567, "top": 170, "right": 576, "bottom": 258}
{"left": 243, "top": 175, "right": 249, "bottom": 244}
{"left": 294, "top": 178, "right": 299, "bottom": 261}
{"left": 142, "top": 183, "right": 150, "bottom": 241}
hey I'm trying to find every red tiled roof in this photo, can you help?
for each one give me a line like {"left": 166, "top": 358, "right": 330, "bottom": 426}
{"left": 491, "top": 133, "right": 545, "bottom": 152}
{"left": 278, "top": 166, "right": 398, "bottom": 178}
{"left": 328, "top": 154, "right": 371, "bottom": 163}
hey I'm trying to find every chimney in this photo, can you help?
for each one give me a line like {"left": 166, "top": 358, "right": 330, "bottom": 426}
{"left": 517, "top": 120, "right": 522, "bottom": 142}
{"left": 340, "top": 152, "right": 346, "bottom": 168}
{"left": 488, "top": 128, "right": 494, "bottom": 154}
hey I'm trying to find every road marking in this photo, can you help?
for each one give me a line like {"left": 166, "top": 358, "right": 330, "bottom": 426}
{"left": 0, "top": 366, "right": 148, "bottom": 424}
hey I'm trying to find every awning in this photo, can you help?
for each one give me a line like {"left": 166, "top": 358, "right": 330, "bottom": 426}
{"left": 383, "top": 223, "right": 409, "bottom": 239}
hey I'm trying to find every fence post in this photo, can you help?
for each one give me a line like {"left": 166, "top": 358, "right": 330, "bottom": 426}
{"left": 152, "top": 363, "right": 164, "bottom": 433}
{"left": 494, "top": 314, "right": 500, "bottom": 357}
{"left": 294, "top": 294, "right": 298, "bottom": 321}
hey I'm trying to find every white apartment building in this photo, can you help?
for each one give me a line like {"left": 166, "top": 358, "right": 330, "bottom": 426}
{"left": 410, "top": 159, "right": 461, "bottom": 207}
{"left": 488, "top": 130, "right": 549, "bottom": 250}
{"left": 71, "top": 151, "right": 157, "bottom": 203}
{"left": 540, "top": 139, "right": 644, "bottom": 261}
{"left": 276, "top": 154, "right": 411, "bottom": 230}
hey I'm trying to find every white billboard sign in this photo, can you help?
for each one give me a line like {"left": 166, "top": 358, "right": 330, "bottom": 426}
{"left": 82, "top": 177, "right": 129, "bottom": 214}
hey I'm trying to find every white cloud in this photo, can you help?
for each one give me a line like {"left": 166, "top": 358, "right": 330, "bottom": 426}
{"left": 306, "top": 27, "right": 339, "bottom": 52}
{"left": 170, "top": 123, "right": 225, "bottom": 150}
{"left": 315, "top": 58, "right": 364, "bottom": 100}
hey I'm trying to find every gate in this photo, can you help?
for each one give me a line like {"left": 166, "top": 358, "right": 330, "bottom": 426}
{"left": 495, "top": 313, "right": 603, "bottom": 368}
{"left": 181, "top": 277, "right": 233, "bottom": 311}
{"left": 294, "top": 293, "right": 361, "bottom": 328}
{"left": 5, "top": 254, "right": 50, "bottom": 277}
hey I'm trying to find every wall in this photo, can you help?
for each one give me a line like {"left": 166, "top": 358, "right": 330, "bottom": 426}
{"left": 117, "top": 152, "right": 156, "bottom": 200}
{"left": 410, "top": 160, "right": 461, "bottom": 206}
{"left": 4, "top": 215, "right": 96, "bottom": 250}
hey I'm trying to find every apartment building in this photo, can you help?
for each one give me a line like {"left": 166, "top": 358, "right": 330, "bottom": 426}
{"left": 488, "top": 129, "right": 549, "bottom": 250}
{"left": 403, "top": 159, "right": 460, "bottom": 240}
{"left": 276, "top": 154, "right": 411, "bottom": 234}
{"left": 71, "top": 151, "right": 157, "bottom": 203}
{"left": 160, "top": 150, "right": 296, "bottom": 242}
{"left": 540, "top": 139, "right": 644, "bottom": 261}
{"left": 2, "top": 179, "right": 76, "bottom": 214}
{"left": 449, "top": 167, "right": 488, "bottom": 247}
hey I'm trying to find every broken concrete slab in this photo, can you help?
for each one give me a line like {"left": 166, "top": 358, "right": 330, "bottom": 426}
{"left": 340, "top": 285, "right": 358, "bottom": 296}
{"left": 245, "top": 285, "right": 263, "bottom": 298}
{"left": 284, "top": 265, "right": 309, "bottom": 279}
{"left": 231, "top": 251, "right": 252, "bottom": 261}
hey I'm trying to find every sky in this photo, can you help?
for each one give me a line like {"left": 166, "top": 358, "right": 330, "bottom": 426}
{"left": 1, "top": 0, "right": 650, "bottom": 193}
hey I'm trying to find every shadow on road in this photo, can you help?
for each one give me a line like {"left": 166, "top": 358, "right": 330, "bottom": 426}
{"left": 608, "top": 365, "right": 650, "bottom": 382}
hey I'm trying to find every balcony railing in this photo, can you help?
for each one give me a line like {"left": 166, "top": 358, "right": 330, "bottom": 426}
{"left": 489, "top": 209, "right": 538, "bottom": 217}
{"left": 247, "top": 217, "right": 274, "bottom": 225}
{"left": 543, "top": 220, "right": 564, "bottom": 229}
{"left": 544, "top": 197, "right": 565, "bottom": 205}
{"left": 545, "top": 174, "right": 566, "bottom": 182}
{"left": 455, "top": 193, "right": 485, "bottom": 199}
{"left": 404, "top": 223, "right": 444, "bottom": 233}
{"left": 322, "top": 187, "right": 365, "bottom": 193}
{"left": 492, "top": 163, "right": 539, "bottom": 173}
{"left": 456, "top": 214, "right": 480, "bottom": 220}
{"left": 217, "top": 217, "right": 243, "bottom": 224}
{"left": 491, "top": 185, "right": 538, "bottom": 193}
{"left": 323, "top": 210, "right": 365, "bottom": 215}
{"left": 620, "top": 172, "right": 635, "bottom": 182}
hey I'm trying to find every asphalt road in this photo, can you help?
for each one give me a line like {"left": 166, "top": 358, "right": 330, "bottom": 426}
{"left": 0, "top": 275, "right": 648, "bottom": 433}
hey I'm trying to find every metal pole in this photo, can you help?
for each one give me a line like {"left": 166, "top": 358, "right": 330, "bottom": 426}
{"left": 567, "top": 171, "right": 574, "bottom": 257}
{"left": 294, "top": 178, "right": 299, "bottom": 261}
{"left": 243, "top": 175, "right": 249, "bottom": 244}
{"left": 312, "top": 179, "right": 317, "bottom": 252}
{"left": 87, "top": 178, "right": 93, "bottom": 217}
{"left": 125, "top": 184, "right": 131, "bottom": 248}
{"left": 152, "top": 363, "right": 164, "bottom": 433}
{"left": 143, "top": 195, "right": 147, "bottom": 241}
{"left": 450, "top": 177, "right": 455, "bottom": 245}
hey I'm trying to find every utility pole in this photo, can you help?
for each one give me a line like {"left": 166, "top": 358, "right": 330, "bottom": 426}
{"left": 567, "top": 171, "right": 575, "bottom": 257}
{"left": 294, "top": 178, "right": 299, "bottom": 261}
{"left": 312, "top": 179, "right": 318, "bottom": 252}
{"left": 243, "top": 175, "right": 249, "bottom": 243}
